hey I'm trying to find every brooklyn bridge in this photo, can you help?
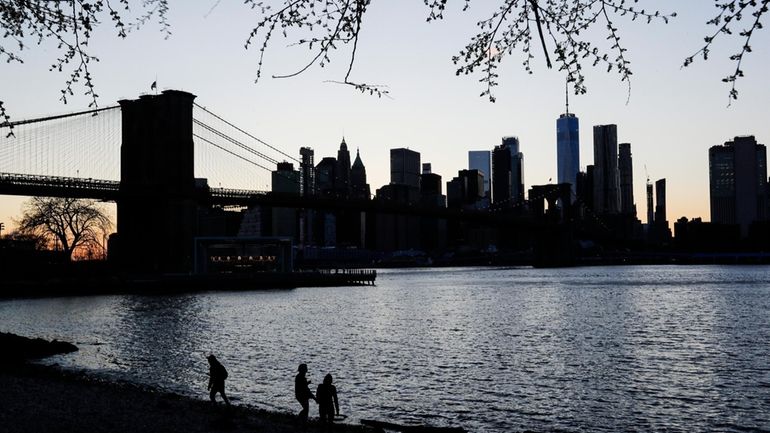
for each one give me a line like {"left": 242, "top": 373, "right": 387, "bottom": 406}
{"left": 0, "top": 90, "right": 586, "bottom": 273}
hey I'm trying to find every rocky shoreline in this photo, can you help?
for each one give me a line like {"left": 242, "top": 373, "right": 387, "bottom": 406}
{"left": 0, "top": 333, "right": 372, "bottom": 433}
{"left": 0, "top": 361, "right": 376, "bottom": 433}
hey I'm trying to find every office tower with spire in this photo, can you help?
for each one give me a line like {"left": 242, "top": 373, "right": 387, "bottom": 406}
{"left": 556, "top": 91, "right": 579, "bottom": 198}
{"left": 618, "top": 142, "right": 636, "bottom": 216}
{"left": 592, "top": 124, "right": 620, "bottom": 215}
{"left": 336, "top": 137, "right": 352, "bottom": 197}
{"left": 709, "top": 135, "right": 768, "bottom": 236}
{"left": 350, "top": 148, "right": 371, "bottom": 200}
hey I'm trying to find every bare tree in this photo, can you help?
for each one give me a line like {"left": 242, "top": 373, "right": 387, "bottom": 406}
{"left": 0, "top": 0, "right": 170, "bottom": 129}
{"left": 16, "top": 197, "right": 112, "bottom": 261}
{"left": 246, "top": 0, "right": 767, "bottom": 103}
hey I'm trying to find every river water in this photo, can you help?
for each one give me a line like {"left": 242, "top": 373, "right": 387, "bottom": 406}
{"left": 1, "top": 265, "right": 770, "bottom": 432}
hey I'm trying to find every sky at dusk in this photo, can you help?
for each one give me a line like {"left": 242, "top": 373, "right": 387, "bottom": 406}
{"left": 1, "top": 0, "right": 769, "bottom": 231}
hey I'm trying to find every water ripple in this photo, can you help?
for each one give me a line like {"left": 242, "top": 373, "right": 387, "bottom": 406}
{"left": 1, "top": 265, "right": 770, "bottom": 432}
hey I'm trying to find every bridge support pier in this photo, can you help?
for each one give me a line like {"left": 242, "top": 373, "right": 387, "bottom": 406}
{"left": 115, "top": 90, "right": 197, "bottom": 273}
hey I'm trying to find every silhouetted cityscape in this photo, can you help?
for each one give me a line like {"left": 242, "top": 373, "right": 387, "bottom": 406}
{"left": 1, "top": 90, "right": 769, "bottom": 278}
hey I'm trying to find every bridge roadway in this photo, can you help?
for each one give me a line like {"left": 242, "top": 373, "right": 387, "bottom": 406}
{"left": 0, "top": 172, "right": 533, "bottom": 225}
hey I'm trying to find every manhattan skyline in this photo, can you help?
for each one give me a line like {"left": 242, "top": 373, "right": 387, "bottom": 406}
{"left": 1, "top": 1, "right": 769, "bottom": 229}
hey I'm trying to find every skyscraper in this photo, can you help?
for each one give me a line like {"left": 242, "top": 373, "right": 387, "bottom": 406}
{"left": 336, "top": 137, "right": 352, "bottom": 196}
{"left": 592, "top": 124, "right": 620, "bottom": 215}
{"left": 299, "top": 147, "right": 315, "bottom": 196}
{"left": 557, "top": 112, "right": 579, "bottom": 197}
{"left": 468, "top": 150, "right": 491, "bottom": 199}
{"left": 646, "top": 180, "right": 654, "bottom": 225}
{"left": 655, "top": 178, "right": 667, "bottom": 226}
{"left": 315, "top": 157, "right": 337, "bottom": 197}
{"left": 709, "top": 135, "right": 768, "bottom": 235}
{"left": 272, "top": 162, "right": 300, "bottom": 194}
{"left": 350, "top": 149, "right": 371, "bottom": 200}
{"left": 390, "top": 148, "right": 421, "bottom": 188}
{"left": 618, "top": 142, "right": 636, "bottom": 216}
{"left": 492, "top": 136, "right": 524, "bottom": 206}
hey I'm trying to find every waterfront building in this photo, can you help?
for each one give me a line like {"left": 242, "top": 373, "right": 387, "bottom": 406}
{"left": 592, "top": 124, "right": 620, "bottom": 215}
{"left": 618, "top": 142, "right": 636, "bottom": 216}
{"left": 709, "top": 135, "right": 768, "bottom": 236}
{"left": 557, "top": 112, "right": 580, "bottom": 198}
{"left": 390, "top": 148, "right": 421, "bottom": 188}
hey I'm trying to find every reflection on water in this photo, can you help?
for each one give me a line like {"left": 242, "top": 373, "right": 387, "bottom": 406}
{"left": 1, "top": 265, "right": 770, "bottom": 432}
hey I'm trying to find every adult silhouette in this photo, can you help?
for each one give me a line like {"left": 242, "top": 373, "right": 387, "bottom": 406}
{"left": 316, "top": 373, "right": 339, "bottom": 424}
{"left": 295, "top": 363, "right": 316, "bottom": 420}
{"left": 207, "top": 354, "right": 231, "bottom": 406}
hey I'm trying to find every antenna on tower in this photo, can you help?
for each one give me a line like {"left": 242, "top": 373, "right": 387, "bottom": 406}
{"left": 644, "top": 164, "right": 651, "bottom": 185}
{"left": 565, "top": 80, "right": 570, "bottom": 115}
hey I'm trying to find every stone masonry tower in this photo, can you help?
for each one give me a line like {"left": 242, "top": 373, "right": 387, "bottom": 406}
{"left": 116, "top": 90, "right": 197, "bottom": 273}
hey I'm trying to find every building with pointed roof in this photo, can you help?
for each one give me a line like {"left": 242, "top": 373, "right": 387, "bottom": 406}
{"left": 351, "top": 148, "right": 371, "bottom": 200}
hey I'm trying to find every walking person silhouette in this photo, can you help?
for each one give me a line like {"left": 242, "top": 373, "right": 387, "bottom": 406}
{"left": 316, "top": 373, "right": 339, "bottom": 424}
{"left": 207, "top": 354, "right": 231, "bottom": 406}
{"left": 295, "top": 363, "right": 316, "bottom": 420}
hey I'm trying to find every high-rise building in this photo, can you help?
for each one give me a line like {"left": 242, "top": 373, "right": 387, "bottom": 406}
{"left": 492, "top": 136, "right": 524, "bottom": 206}
{"left": 350, "top": 149, "right": 371, "bottom": 200}
{"left": 557, "top": 113, "right": 580, "bottom": 198}
{"left": 390, "top": 148, "right": 421, "bottom": 188}
{"left": 420, "top": 166, "right": 445, "bottom": 208}
{"left": 709, "top": 135, "right": 768, "bottom": 235}
{"left": 468, "top": 150, "right": 491, "bottom": 199}
{"left": 315, "top": 157, "right": 337, "bottom": 197}
{"left": 272, "top": 161, "right": 300, "bottom": 194}
{"left": 646, "top": 180, "right": 654, "bottom": 225}
{"left": 576, "top": 166, "right": 594, "bottom": 210}
{"left": 592, "top": 124, "right": 620, "bottom": 215}
{"left": 271, "top": 162, "right": 300, "bottom": 239}
{"left": 336, "top": 137, "right": 352, "bottom": 196}
{"left": 299, "top": 147, "right": 315, "bottom": 196}
{"left": 655, "top": 178, "right": 667, "bottom": 225}
{"left": 618, "top": 142, "right": 635, "bottom": 216}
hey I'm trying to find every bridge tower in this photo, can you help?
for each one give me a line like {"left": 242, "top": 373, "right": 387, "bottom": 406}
{"left": 115, "top": 90, "right": 197, "bottom": 273}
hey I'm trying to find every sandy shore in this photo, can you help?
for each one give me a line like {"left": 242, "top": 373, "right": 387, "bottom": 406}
{"left": 0, "top": 363, "right": 371, "bottom": 433}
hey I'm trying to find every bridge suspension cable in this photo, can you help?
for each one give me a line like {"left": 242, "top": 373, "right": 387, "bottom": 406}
{"left": 0, "top": 106, "right": 120, "bottom": 129}
{"left": 0, "top": 105, "right": 121, "bottom": 181}
{"left": 193, "top": 119, "right": 280, "bottom": 166}
{"left": 192, "top": 133, "right": 274, "bottom": 174}
{"left": 193, "top": 103, "right": 300, "bottom": 164}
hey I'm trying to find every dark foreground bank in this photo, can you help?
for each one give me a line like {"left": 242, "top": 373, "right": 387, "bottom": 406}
{"left": 0, "top": 362, "right": 374, "bottom": 433}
